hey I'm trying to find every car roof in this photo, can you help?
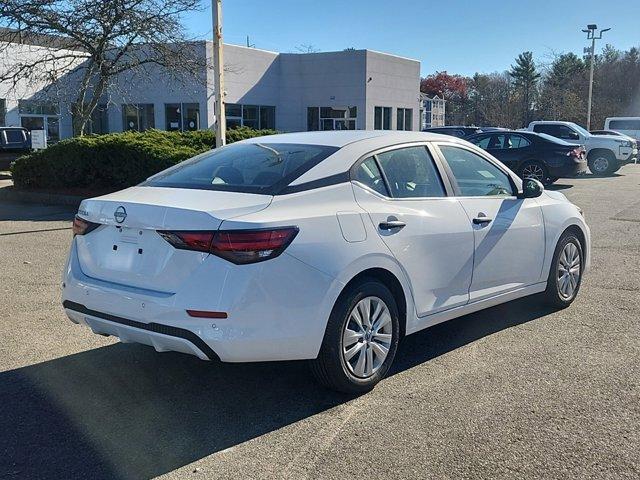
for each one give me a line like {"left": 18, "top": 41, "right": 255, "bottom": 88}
{"left": 238, "top": 130, "right": 458, "bottom": 148}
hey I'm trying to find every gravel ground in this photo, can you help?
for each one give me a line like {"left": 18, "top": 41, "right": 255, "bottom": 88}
{"left": 1, "top": 166, "right": 639, "bottom": 480}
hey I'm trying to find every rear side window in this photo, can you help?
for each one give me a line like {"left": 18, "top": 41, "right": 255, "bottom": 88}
{"left": 508, "top": 134, "right": 531, "bottom": 148}
{"left": 609, "top": 119, "right": 640, "bottom": 130}
{"left": 472, "top": 136, "right": 491, "bottom": 148}
{"left": 145, "top": 143, "right": 338, "bottom": 194}
{"left": 533, "top": 124, "right": 577, "bottom": 140}
{"left": 354, "top": 157, "right": 389, "bottom": 196}
{"left": 376, "top": 146, "right": 445, "bottom": 198}
{"left": 439, "top": 145, "right": 513, "bottom": 197}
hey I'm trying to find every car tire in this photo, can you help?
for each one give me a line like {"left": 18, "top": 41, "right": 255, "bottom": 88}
{"left": 310, "top": 278, "right": 400, "bottom": 394}
{"left": 588, "top": 151, "right": 617, "bottom": 176}
{"left": 543, "top": 231, "right": 584, "bottom": 309}
{"left": 518, "top": 161, "right": 549, "bottom": 185}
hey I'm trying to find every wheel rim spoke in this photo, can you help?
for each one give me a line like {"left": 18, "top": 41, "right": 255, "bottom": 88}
{"left": 557, "top": 243, "right": 581, "bottom": 299}
{"left": 342, "top": 296, "right": 393, "bottom": 379}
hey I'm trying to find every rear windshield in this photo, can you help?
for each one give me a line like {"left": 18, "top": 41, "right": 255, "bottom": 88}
{"left": 143, "top": 142, "right": 339, "bottom": 194}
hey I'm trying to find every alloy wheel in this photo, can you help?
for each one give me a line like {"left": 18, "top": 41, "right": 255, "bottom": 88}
{"left": 592, "top": 156, "right": 609, "bottom": 173}
{"left": 557, "top": 242, "right": 581, "bottom": 299}
{"left": 522, "top": 164, "right": 546, "bottom": 182}
{"left": 342, "top": 296, "right": 393, "bottom": 378}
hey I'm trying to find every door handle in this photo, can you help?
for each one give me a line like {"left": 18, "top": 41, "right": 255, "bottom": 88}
{"left": 472, "top": 216, "right": 493, "bottom": 225}
{"left": 379, "top": 220, "right": 406, "bottom": 230}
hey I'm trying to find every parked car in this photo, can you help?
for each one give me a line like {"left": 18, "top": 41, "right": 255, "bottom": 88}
{"left": 0, "top": 127, "right": 31, "bottom": 170}
{"left": 527, "top": 121, "right": 637, "bottom": 175}
{"left": 62, "top": 131, "right": 590, "bottom": 393}
{"left": 466, "top": 130, "right": 587, "bottom": 184}
{"left": 422, "top": 126, "right": 482, "bottom": 138}
{"left": 604, "top": 117, "right": 640, "bottom": 141}
{"left": 590, "top": 129, "right": 633, "bottom": 138}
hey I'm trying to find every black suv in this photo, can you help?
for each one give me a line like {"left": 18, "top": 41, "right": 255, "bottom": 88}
{"left": 0, "top": 127, "right": 31, "bottom": 170}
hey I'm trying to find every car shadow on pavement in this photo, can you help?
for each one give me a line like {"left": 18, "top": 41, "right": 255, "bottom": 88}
{"left": 1, "top": 295, "right": 555, "bottom": 480}
{"left": 0, "top": 202, "right": 76, "bottom": 222}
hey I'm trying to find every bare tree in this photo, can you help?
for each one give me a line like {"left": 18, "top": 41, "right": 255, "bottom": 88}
{"left": 0, "top": 0, "right": 206, "bottom": 135}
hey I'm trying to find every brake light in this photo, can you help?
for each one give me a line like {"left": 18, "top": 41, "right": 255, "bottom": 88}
{"left": 72, "top": 216, "right": 100, "bottom": 236}
{"left": 158, "top": 227, "right": 299, "bottom": 264}
{"left": 567, "top": 147, "right": 584, "bottom": 158}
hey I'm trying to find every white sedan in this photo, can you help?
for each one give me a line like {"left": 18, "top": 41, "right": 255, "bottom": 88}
{"left": 63, "top": 131, "right": 590, "bottom": 393}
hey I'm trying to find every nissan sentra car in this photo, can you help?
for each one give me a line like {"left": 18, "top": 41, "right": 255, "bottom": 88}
{"left": 63, "top": 131, "right": 590, "bottom": 393}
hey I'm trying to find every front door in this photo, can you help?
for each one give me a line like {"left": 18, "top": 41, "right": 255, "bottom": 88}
{"left": 436, "top": 143, "right": 545, "bottom": 301}
{"left": 351, "top": 145, "right": 475, "bottom": 316}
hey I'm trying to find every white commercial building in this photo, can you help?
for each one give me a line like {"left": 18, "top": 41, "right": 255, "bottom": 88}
{"left": 0, "top": 30, "right": 422, "bottom": 142}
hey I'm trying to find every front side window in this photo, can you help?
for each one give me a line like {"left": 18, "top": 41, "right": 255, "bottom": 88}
{"left": 376, "top": 146, "right": 445, "bottom": 198}
{"left": 439, "top": 145, "right": 513, "bottom": 197}
{"left": 145, "top": 143, "right": 338, "bottom": 194}
{"left": 472, "top": 136, "right": 491, "bottom": 149}
{"left": 353, "top": 157, "right": 388, "bottom": 196}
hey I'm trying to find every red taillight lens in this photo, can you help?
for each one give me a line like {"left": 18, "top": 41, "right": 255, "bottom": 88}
{"left": 158, "top": 227, "right": 299, "bottom": 264}
{"left": 157, "top": 231, "right": 214, "bottom": 252}
{"left": 72, "top": 216, "right": 100, "bottom": 236}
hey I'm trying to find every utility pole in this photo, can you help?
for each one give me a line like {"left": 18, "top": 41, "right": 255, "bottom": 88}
{"left": 212, "top": 0, "right": 226, "bottom": 147}
{"left": 582, "top": 24, "right": 610, "bottom": 130}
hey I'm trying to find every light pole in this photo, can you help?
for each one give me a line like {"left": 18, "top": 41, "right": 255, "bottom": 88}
{"left": 212, "top": 0, "right": 226, "bottom": 147}
{"left": 582, "top": 24, "right": 610, "bottom": 130}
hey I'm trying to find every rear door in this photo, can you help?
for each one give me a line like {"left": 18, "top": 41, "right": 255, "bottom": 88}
{"left": 351, "top": 144, "right": 475, "bottom": 316}
{"left": 434, "top": 143, "right": 545, "bottom": 301}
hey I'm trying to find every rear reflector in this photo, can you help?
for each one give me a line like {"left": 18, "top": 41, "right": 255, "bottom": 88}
{"left": 72, "top": 216, "right": 100, "bottom": 236}
{"left": 158, "top": 227, "right": 299, "bottom": 265}
{"left": 186, "top": 310, "right": 228, "bottom": 319}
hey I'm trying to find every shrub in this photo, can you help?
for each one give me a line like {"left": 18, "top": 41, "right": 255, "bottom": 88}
{"left": 11, "top": 127, "right": 276, "bottom": 191}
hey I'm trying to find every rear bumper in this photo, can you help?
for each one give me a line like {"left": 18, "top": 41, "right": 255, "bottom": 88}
{"left": 62, "top": 241, "right": 341, "bottom": 362}
{"left": 547, "top": 159, "right": 587, "bottom": 178}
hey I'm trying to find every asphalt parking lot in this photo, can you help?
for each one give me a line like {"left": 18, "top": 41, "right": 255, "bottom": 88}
{"left": 1, "top": 166, "right": 639, "bottom": 480}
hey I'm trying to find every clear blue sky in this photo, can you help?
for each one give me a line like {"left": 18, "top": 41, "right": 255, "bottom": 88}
{"left": 183, "top": 0, "right": 640, "bottom": 77}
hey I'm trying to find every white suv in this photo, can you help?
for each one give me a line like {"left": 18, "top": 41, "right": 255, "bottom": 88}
{"left": 527, "top": 121, "right": 637, "bottom": 175}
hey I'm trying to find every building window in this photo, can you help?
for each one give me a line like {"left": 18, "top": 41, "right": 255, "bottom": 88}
{"left": 165, "top": 103, "right": 200, "bottom": 131}
{"left": 307, "top": 106, "right": 357, "bottom": 131}
{"left": 19, "top": 100, "right": 60, "bottom": 143}
{"left": 18, "top": 99, "right": 59, "bottom": 116}
{"left": 73, "top": 104, "right": 109, "bottom": 135}
{"left": 0, "top": 99, "right": 5, "bottom": 127}
{"left": 123, "top": 104, "right": 155, "bottom": 131}
{"left": 225, "top": 104, "right": 275, "bottom": 130}
{"left": 374, "top": 106, "right": 392, "bottom": 130}
{"left": 397, "top": 108, "right": 413, "bottom": 131}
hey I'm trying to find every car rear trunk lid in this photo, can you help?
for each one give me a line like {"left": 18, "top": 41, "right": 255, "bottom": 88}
{"left": 75, "top": 186, "right": 272, "bottom": 292}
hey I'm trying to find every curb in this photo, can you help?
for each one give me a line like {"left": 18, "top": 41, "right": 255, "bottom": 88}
{"left": 0, "top": 186, "right": 84, "bottom": 207}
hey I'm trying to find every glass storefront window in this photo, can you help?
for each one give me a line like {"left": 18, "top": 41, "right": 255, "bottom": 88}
{"left": 225, "top": 104, "right": 275, "bottom": 130}
{"left": 18, "top": 99, "right": 59, "bottom": 115}
{"left": 123, "top": 104, "right": 155, "bottom": 131}
{"left": 307, "top": 106, "right": 357, "bottom": 131}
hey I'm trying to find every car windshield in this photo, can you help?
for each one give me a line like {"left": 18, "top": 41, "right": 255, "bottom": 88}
{"left": 144, "top": 142, "right": 338, "bottom": 194}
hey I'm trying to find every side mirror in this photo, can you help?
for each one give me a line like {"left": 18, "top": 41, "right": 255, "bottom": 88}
{"left": 567, "top": 132, "right": 580, "bottom": 140}
{"left": 518, "top": 178, "right": 544, "bottom": 199}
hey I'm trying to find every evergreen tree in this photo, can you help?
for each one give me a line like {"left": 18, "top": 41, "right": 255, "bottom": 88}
{"left": 509, "top": 51, "right": 541, "bottom": 126}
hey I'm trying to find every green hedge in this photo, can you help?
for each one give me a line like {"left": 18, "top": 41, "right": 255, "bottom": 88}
{"left": 11, "top": 127, "right": 276, "bottom": 191}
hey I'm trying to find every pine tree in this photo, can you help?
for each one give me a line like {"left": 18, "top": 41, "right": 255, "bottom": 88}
{"left": 509, "top": 51, "right": 541, "bottom": 126}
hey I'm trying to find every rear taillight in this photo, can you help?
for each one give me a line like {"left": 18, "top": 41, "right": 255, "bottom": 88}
{"left": 567, "top": 147, "right": 585, "bottom": 159}
{"left": 72, "top": 216, "right": 100, "bottom": 236}
{"left": 158, "top": 227, "right": 299, "bottom": 265}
